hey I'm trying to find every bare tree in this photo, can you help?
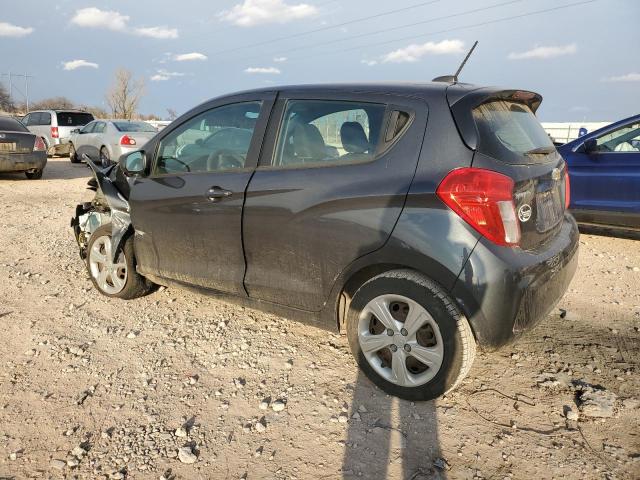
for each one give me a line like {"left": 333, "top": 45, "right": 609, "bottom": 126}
{"left": 166, "top": 108, "right": 178, "bottom": 121}
{"left": 28, "top": 96, "right": 76, "bottom": 110}
{"left": 0, "top": 84, "right": 14, "bottom": 113}
{"left": 105, "top": 69, "right": 145, "bottom": 120}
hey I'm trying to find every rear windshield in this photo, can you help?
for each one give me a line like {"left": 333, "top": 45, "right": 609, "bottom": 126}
{"left": 0, "top": 117, "right": 29, "bottom": 132}
{"left": 56, "top": 112, "right": 94, "bottom": 127}
{"left": 113, "top": 121, "right": 156, "bottom": 133}
{"left": 473, "top": 100, "right": 555, "bottom": 163}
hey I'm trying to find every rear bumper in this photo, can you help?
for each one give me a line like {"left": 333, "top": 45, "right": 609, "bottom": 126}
{"left": 0, "top": 152, "right": 47, "bottom": 172}
{"left": 451, "top": 214, "right": 580, "bottom": 349}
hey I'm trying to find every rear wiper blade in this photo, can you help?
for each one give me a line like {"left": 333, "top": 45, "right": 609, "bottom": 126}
{"left": 524, "top": 147, "right": 556, "bottom": 155}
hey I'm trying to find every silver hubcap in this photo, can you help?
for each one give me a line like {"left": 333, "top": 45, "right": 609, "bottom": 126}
{"left": 88, "top": 236, "right": 127, "bottom": 294}
{"left": 358, "top": 294, "right": 444, "bottom": 387}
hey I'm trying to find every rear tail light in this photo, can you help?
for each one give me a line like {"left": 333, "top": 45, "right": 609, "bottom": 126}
{"left": 119, "top": 135, "right": 136, "bottom": 146}
{"left": 436, "top": 168, "right": 521, "bottom": 247}
{"left": 33, "top": 137, "right": 46, "bottom": 152}
{"left": 564, "top": 169, "right": 571, "bottom": 209}
{"left": 50, "top": 127, "right": 59, "bottom": 139}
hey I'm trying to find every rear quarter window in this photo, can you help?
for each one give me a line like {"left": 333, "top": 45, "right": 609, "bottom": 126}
{"left": 473, "top": 100, "right": 555, "bottom": 164}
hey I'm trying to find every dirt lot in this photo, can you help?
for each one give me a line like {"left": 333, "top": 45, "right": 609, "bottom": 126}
{"left": 0, "top": 157, "right": 638, "bottom": 480}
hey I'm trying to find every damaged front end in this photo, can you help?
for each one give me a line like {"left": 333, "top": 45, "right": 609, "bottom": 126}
{"left": 71, "top": 155, "right": 132, "bottom": 261}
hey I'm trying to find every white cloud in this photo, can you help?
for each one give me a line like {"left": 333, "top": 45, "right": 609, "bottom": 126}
{"left": 508, "top": 43, "right": 577, "bottom": 60}
{"left": 71, "top": 7, "right": 129, "bottom": 31}
{"left": 382, "top": 39, "right": 465, "bottom": 63}
{"left": 221, "top": 0, "right": 318, "bottom": 27}
{"left": 151, "top": 69, "right": 185, "bottom": 81}
{"left": 273, "top": 56, "right": 288, "bottom": 63}
{"left": 244, "top": 66, "right": 281, "bottom": 74}
{"left": 0, "top": 21, "right": 34, "bottom": 37}
{"left": 135, "top": 26, "right": 179, "bottom": 39}
{"left": 602, "top": 72, "right": 640, "bottom": 82}
{"left": 361, "top": 59, "right": 378, "bottom": 67}
{"left": 63, "top": 59, "right": 99, "bottom": 71}
{"left": 173, "top": 52, "right": 208, "bottom": 62}
{"left": 71, "top": 7, "right": 178, "bottom": 39}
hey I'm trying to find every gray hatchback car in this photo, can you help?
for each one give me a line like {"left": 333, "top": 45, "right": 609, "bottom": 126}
{"left": 22, "top": 110, "right": 94, "bottom": 156}
{"left": 72, "top": 81, "right": 579, "bottom": 400}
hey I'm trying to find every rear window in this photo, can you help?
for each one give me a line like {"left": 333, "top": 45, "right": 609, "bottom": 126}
{"left": 113, "top": 121, "right": 157, "bottom": 133}
{"left": 0, "top": 117, "right": 29, "bottom": 132}
{"left": 56, "top": 112, "right": 94, "bottom": 127}
{"left": 473, "top": 100, "right": 554, "bottom": 163}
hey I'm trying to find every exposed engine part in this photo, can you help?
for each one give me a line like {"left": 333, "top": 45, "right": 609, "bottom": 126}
{"left": 75, "top": 210, "right": 111, "bottom": 259}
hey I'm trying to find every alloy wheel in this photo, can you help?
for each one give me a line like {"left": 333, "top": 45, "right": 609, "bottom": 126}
{"left": 88, "top": 235, "right": 128, "bottom": 294}
{"left": 357, "top": 294, "right": 444, "bottom": 387}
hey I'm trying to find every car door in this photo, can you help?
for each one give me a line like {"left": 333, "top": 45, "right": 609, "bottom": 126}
{"left": 566, "top": 119, "right": 640, "bottom": 221}
{"left": 128, "top": 92, "right": 275, "bottom": 295}
{"left": 242, "top": 91, "right": 429, "bottom": 311}
{"left": 91, "top": 121, "right": 106, "bottom": 158}
{"left": 75, "top": 121, "right": 96, "bottom": 159}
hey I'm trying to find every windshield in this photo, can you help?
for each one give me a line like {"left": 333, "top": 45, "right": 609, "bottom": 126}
{"left": 57, "top": 112, "right": 94, "bottom": 127}
{"left": 0, "top": 117, "right": 29, "bottom": 132}
{"left": 113, "top": 121, "right": 157, "bottom": 133}
{"left": 473, "top": 100, "right": 555, "bottom": 163}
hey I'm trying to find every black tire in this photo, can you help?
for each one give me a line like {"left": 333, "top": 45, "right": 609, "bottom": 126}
{"left": 100, "top": 147, "right": 111, "bottom": 167}
{"left": 69, "top": 143, "right": 79, "bottom": 163}
{"left": 25, "top": 169, "right": 43, "bottom": 180}
{"left": 86, "top": 224, "right": 153, "bottom": 299}
{"left": 346, "top": 269, "right": 476, "bottom": 401}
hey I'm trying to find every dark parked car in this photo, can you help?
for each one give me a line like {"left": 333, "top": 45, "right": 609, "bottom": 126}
{"left": 72, "top": 82, "right": 578, "bottom": 400}
{"left": 0, "top": 116, "right": 47, "bottom": 179}
{"left": 557, "top": 114, "right": 640, "bottom": 231}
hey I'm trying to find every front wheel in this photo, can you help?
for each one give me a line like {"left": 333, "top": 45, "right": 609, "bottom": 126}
{"left": 346, "top": 270, "right": 476, "bottom": 401}
{"left": 99, "top": 147, "right": 111, "bottom": 167}
{"left": 86, "top": 224, "right": 153, "bottom": 299}
{"left": 69, "top": 143, "right": 79, "bottom": 163}
{"left": 25, "top": 169, "right": 43, "bottom": 180}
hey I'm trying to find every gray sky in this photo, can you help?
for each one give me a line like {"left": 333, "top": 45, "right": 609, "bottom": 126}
{"left": 2, "top": 0, "right": 638, "bottom": 120}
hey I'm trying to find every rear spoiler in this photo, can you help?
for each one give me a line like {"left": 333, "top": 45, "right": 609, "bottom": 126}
{"left": 446, "top": 87, "right": 543, "bottom": 151}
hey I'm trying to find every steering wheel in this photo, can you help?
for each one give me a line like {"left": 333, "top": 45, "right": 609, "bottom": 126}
{"left": 207, "top": 149, "right": 245, "bottom": 170}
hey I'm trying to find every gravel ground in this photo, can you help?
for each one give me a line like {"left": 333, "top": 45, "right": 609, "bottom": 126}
{"left": 0, "top": 157, "right": 638, "bottom": 480}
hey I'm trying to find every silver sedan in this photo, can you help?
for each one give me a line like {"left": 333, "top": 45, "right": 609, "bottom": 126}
{"left": 68, "top": 120, "right": 157, "bottom": 166}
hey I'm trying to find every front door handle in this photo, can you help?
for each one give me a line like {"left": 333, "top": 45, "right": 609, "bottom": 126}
{"left": 207, "top": 186, "right": 233, "bottom": 202}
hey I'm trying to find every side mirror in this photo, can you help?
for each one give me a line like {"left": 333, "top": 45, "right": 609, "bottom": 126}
{"left": 121, "top": 150, "right": 147, "bottom": 176}
{"left": 71, "top": 128, "right": 80, "bottom": 134}
{"left": 580, "top": 138, "right": 598, "bottom": 154}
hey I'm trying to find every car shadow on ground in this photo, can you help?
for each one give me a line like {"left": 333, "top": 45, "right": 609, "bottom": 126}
{"left": 342, "top": 373, "right": 445, "bottom": 480}
{"left": 578, "top": 224, "right": 640, "bottom": 241}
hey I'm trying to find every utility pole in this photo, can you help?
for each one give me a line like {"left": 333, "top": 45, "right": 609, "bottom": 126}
{"left": 1, "top": 72, "right": 34, "bottom": 112}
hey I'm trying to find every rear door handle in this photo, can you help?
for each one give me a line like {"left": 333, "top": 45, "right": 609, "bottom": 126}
{"left": 207, "top": 186, "right": 233, "bottom": 201}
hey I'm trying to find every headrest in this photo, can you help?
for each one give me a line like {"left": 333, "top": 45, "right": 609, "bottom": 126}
{"left": 292, "top": 123, "right": 326, "bottom": 160}
{"left": 340, "top": 122, "right": 369, "bottom": 154}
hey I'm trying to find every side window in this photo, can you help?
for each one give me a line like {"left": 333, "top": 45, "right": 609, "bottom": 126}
{"left": 41, "top": 112, "right": 52, "bottom": 125}
{"left": 273, "top": 100, "right": 386, "bottom": 167}
{"left": 30, "top": 113, "right": 43, "bottom": 125}
{"left": 596, "top": 122, "right": 640, "bottom": 153}
{"left": 155, "top": 101, "right": 262, "bottom": 175}
{"left": 22, "top": 114, "right": 31, "bottom": 126}
{"left": 81, "top": 122, "right": 95, "bottom": 134}
{"left": 93, "top": 122, "right": 106, "bottom": 134}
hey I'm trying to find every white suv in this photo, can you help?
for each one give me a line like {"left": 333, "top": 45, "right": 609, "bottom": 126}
{"left": 22, "top": 110, "right": 94, "bottom": 156}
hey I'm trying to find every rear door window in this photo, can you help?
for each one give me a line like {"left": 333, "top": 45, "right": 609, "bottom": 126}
{"left": 473, "top": 100, "right": 555, "bottom": 164}
{"left": 57, "top": 112, "right": 95, "bottom": 127}
{"left": 40, "top": 112, "right": 51, "bottom": 125}
{"left": 272, "top": 100, "right": 386, "bottom": 168}
{"left": 93, "top": 122, "right": 106, "bottom": 134}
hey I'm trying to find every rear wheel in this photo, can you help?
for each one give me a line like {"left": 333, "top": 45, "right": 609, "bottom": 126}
{"left": 346, "top": 269, "right": 476, "bottom": 401}
{"left": 25, "top": 169, "right": 43, "bottom": 180}
{"left": 99, "top": 147, "right": 111, "bottom": 167}
{"left": 86, "top": 224, "right": 153, "bottom": 299}
{"left": 69, "top": 143, "right": 79, "bottom": 163}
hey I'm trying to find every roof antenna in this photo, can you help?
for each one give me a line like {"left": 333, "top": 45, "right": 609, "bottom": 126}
{"left": 433, "top": 40, "right": 478, "bottom": 83}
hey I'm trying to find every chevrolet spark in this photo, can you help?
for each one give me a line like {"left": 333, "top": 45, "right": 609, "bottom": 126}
{"left": 72, "top": 82, "right": 578, "bottom": 400}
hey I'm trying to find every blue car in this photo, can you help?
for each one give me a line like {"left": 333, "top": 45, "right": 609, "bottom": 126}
{"left": 558, "top": 114, "right": 640, "bottom": 231}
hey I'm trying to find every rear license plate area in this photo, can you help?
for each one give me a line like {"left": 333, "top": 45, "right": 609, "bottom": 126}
{"left": 535, "top": 189, "right": 563, "bottom": 232}
{"left": 0, "top": 142, "right": 17, "bottom": 152}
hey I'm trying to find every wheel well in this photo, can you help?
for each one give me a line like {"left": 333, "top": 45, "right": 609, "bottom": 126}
{"left": 337, "top": 263, "right": 409, "bottom": 333}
